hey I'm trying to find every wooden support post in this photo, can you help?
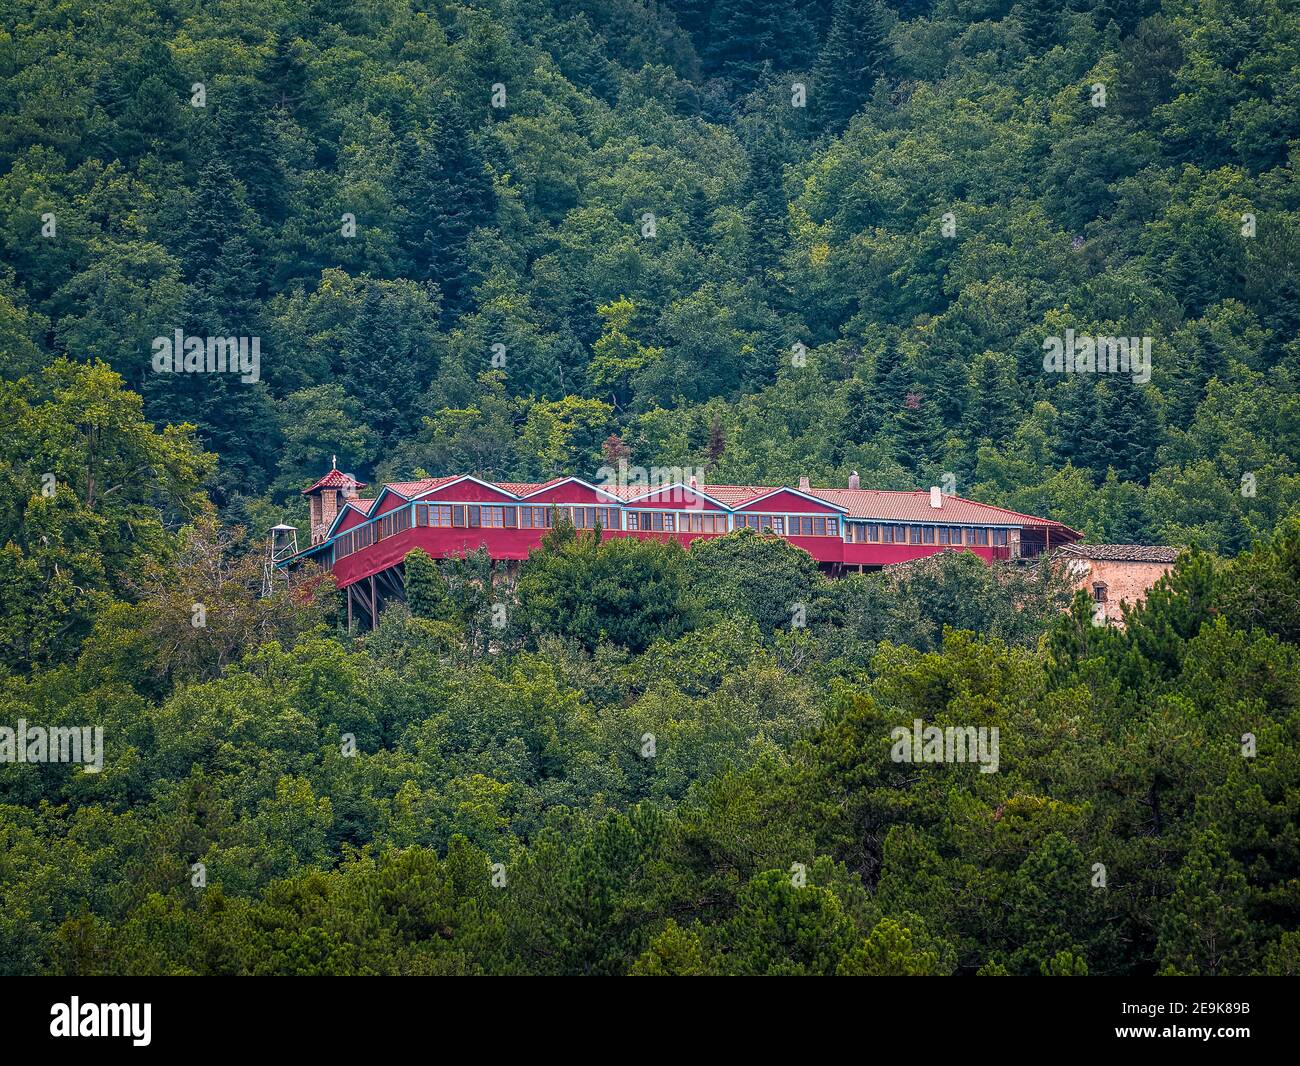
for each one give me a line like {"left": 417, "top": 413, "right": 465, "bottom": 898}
{"left": 370, "top": 574, "right": 378, "bottom": 631}
{"left": 346, "top": 583, "right": 353, "bottom": 631}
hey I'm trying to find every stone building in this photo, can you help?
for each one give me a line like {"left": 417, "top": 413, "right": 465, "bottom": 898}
{"left": 1060, "top": 544, "right": 1182, "bottom": 625}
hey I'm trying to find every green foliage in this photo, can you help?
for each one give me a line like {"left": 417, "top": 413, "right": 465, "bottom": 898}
{"left": 1, "top": 0, "right": 1298, "bottom": 979}
{"left": 405, "top": 549, "right": 457, "bottom": 625}
{"left": 517, "top": 523, "right": 691, "bottom": 652}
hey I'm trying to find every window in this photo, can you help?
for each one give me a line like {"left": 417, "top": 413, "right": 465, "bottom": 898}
{"left": 504, "top": 507, "right": 517, "bottom": 528}
{"left": 939, "top": 527, "right": 950, "bottom": 544}
{"left": 453, "top": 506, "right": 466, "bottom": 527}
{"left": 950, "top": 526, "right": 963, "bottom": 544}
{"left": 1093, "top": 583, "right": 1108, "bottom": 603}
{"left": 992, "top": 529, "right": 1008, "bottom": 546}
{"left": 868, "top": 523, "right": 880, "bottom": 543}
{"left": 923, "top": 526, "right": 935, "bottom": 544}
{"left": 894, "top": 525, "right": 906, "bottom": 543}
{"left": 629, "top": 511, "right": 675, "bottom": 531}
{"left": 974, "top": 528, "right": 989, "bottom": 545}
{"left": 772, "top": 516, "right": 784, "bottom": 535}
{"left": 480, "top": 506, "right": 507, "bottom": 528}
{"left": 686, "top": 512, "right": 724, "bottom": 533}
{"left": 881, "top": 524, "right": 894, "bottom": 544}
{"left": 812, "top": 517, "right": 826, "bottom": 536}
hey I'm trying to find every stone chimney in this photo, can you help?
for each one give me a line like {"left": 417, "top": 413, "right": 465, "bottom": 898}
{"left": 799, "top": 475, "right": 811, "bottom": 491}
{"left": 929, "top": 485, "right": 943, "bottom": 509}
{"left": 848, "top": 470, "right": 860, "bottom": 489}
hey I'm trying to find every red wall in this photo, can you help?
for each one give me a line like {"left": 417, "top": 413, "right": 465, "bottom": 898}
{"left": 421, "top": 479, "right": 520, "bottom": 503}
{"left": 626, "top": 488, "right": 723, "bottom": 510}
{"left": 328, "top": 521, "right": 1003, "bottom": 588}
{"left": 372, "top": 492, "right": 410, "bottom": 517}
{"left": 734, "top": 489, "right": 842, "bottom": 514}
{"left": 842, "top": 543, "right": 997, "bottom": 566}
{"left": 333, "top": 507, "right": 371, "bottom": 533}
{"left": 520, "top": 481, "right": 618, "bottom": 504}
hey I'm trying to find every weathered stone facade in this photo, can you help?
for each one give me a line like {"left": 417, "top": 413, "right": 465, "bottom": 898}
{"left": 1061, "top": 545, "right": 1181, "bottom": 625}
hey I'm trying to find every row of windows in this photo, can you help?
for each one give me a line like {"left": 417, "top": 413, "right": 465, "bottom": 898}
{"left": 335, "top": 506, "right": 1010, "bottom": 557}
{"left": 847, "top": 523, "right": 1010, "bottom": 546}
{"left": 735, "top": 514, "right": 840, "bottom": 537}
{"left": 626, "top": 512, "right": 737, "bottom": 532}
{"left": 334, "top": 520, "right": 377, "bottom": 560}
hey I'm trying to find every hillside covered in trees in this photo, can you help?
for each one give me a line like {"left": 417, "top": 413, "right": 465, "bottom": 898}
{"left": 1, "top": 0, "right": 1299, "bottom": 976}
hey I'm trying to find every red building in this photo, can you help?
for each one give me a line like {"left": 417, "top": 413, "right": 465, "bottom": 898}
{"left": 289, "top": 463, "right": 1081, "bottom": 628}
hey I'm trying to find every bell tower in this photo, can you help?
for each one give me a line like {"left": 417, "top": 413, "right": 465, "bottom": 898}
{"left": 302, "top": 457, "right": 366, "bottom": 545}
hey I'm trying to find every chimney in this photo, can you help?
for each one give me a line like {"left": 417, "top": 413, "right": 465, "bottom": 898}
{"left": 929, "top": 486, "right": 942, "bottom": 509}
{"left": 799, "top": 475, "right": 810, "bottom": 492}
{"left": 848, "top": 470, "right": 860, "bottom": 490}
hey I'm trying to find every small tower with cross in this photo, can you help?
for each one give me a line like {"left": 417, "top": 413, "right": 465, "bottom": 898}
{"left": 302, "top": 457, "right": 366, "bottom": 545}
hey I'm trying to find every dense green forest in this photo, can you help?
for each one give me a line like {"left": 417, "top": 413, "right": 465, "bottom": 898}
{"left": 2, "top": 0, "right": 1299, "bottom": 974}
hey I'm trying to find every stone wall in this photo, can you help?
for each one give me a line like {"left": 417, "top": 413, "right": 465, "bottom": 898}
{"left": 1071, "top": 558, "right": 1175, "bottom": 624}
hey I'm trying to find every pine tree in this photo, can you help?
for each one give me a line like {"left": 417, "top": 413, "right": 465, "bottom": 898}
{"left": 814, "top": 0, "right": 891, "bottom": 133}
{"left": 1053, "top": 377, "right": 1104, "bottom": 480}
{"left": 893, "top": 385, "right": 946, "bottom": 476}
{"left": 744, "top": 126, "right": 790, "bottom": 285}
{"left": 1018, "top": 0, "right": 1063, "bottom": 51}
{"left": 962, "top": 351, "right": 1021, "bottom": 445}
{"left": 1157, "top": 830, "right": 1255, "bottom": 976}
{"left": 866, "top": 336, "right": 907, "bottom": 419}
{"left": 705, "top": 0, "right": 816, "bottom": 88}
{"left": 839, "top": 379, "right": 879, "bottom": 443}
{"left": 406, "top": 549, "right": 457, "bottom": 623}
{"left": 1093, "top": 382, "right": 1161, "bottom": 484}
{"left": 707, "top": 415, "right": 727, "bottom": 465}
{"left": 397, "top": 96, "right": 495, "bottom": 314}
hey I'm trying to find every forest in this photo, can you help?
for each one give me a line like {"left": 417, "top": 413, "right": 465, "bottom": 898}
{"left": 1, "top": 0, "right": 1298, "bottom": 975}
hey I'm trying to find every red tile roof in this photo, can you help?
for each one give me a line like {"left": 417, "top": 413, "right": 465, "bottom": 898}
{"left": 1062, "top": 543, "right": 1181, "bottom": 563}
{"left": 496, "top": 478, "right": 565, "bottom": 496}
{"left": 699, "top": 484, "right": 779, "bottom": 507}
{"left": 808, "top": 488, "right": 1076, "bottom": 529}
{"left": 311, "top": 468, "right": 1076, "bottom": 534}
{"left": 384, "top": 475, "right": 461, "bottom": 498}
{"left": 302, "top": 468, "right": 367, "bottom": 494}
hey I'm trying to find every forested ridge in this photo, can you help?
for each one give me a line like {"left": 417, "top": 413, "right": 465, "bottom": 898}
{"left": 1, "top": 0, "right": 1299, "bottom": 975}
